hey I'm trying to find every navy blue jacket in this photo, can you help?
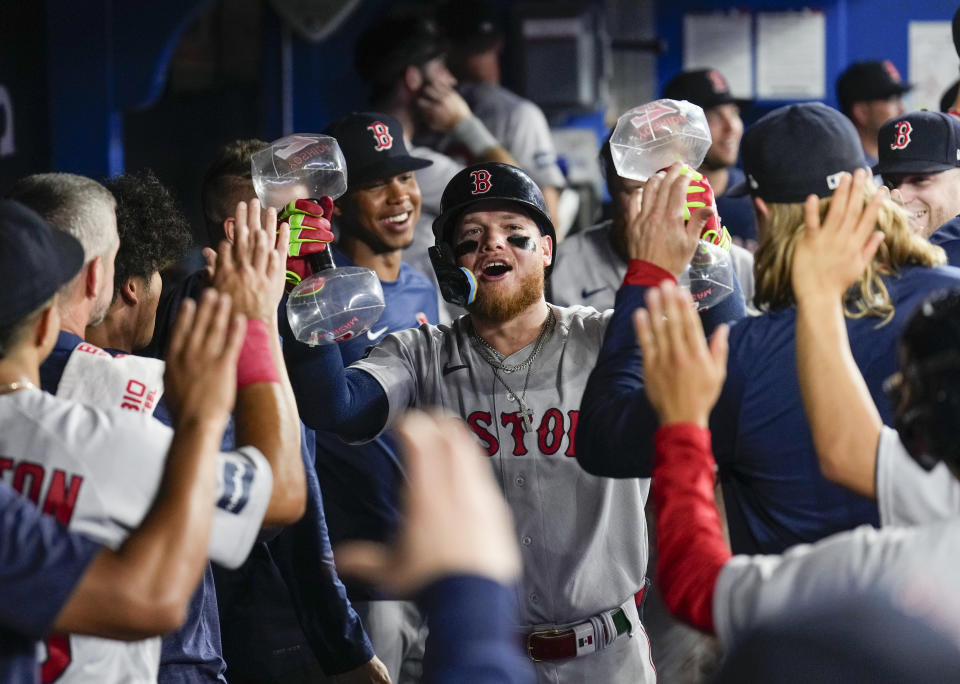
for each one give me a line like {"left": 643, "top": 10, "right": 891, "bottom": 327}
{"left": 578, "top": 265, "right": 960, "bottom": 554}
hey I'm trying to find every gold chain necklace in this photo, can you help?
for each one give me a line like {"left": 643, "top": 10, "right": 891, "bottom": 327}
{"left": 471, "top": 308, "right": 556, "bottom": 374}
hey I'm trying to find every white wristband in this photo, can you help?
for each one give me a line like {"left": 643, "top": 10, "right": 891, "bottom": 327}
{"left": 452, "top": 115, "right": 499, "bottom": 157}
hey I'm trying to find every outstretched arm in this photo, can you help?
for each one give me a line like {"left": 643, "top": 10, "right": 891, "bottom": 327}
{"left": 792, "top": 170, "right": 888, "bottom": 498}
{"left": 577, "top": 164, "right": 744, "bottom": 477}
{"left": 281, "top": 322, "right": 389, "bottom": 442}
{"left": 208, "top": 200, "right": 305, "bottom": 525}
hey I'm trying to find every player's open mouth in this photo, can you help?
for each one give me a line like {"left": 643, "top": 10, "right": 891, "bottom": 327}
{"left": 480, "top": 260, "right": 512, "bottom": 280}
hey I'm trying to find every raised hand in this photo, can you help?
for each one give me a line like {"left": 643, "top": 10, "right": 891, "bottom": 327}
{"left": 791, "top": 168, "right": 887, "bottom": 303}
{"left": 163, "top": 289, "right": 246, "bottom": 424}
{"left": 625, "top": 163, "right": 713, "bottom": 277}
{"left": 634, "top": 281, "right": 729, "bottom": 427}
{"left": 211, "top": 199, "right": 286, "bottom": 321}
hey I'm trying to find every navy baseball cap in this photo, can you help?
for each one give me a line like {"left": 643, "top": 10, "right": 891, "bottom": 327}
{"left": 837, "top": 61, "right": 912, "bottom": 113}
{"left": 727, "top": 103, "right": 867, "bottom": 202}
{"left": 0, "top": 200, "right": 84, "bottom": 327}
{"left": 662, "top": 69, "right": 751, "bottom": 110}
{"left": 873, "top": 111, "right": 960, "bottom": 177}
{"left": 323, "top": 113, "right": 432, "bottom": 192}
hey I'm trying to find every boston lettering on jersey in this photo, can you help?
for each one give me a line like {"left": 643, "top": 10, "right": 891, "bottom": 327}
{"left": 0, "top": 457, "right": 84, "bottom": 524}
{"left": 467, "top": 409, "right": 579, "bottom": 457}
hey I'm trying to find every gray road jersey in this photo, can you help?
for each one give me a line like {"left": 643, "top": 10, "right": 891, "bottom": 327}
{"left": 714, "top": 518, "right": 960, "bottom": 650}
{"left": 717, "top": 428, "right": 960, "bottom": 651}
{"left": 876, "top": 426, "right": 960, "bottom": 526}
{"left": 550, "top": 220, "right": 755, "bottom": 311}
{"left": 353, "top": 305, "right": 650, "bottom": 628}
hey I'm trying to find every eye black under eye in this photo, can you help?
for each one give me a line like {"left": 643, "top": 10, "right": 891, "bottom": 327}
{"left": 454, "top": 240, "right": 479, "bottom": 258}
{"left": 507, "top": 235, "right": 537, "bottom": 251}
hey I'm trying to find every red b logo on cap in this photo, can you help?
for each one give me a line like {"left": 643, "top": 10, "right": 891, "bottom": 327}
{"left": 367, "top": 122, "right": 393, "bottom": 151}
{"left": 470, "top": 169, "right": 492, "bottom": 194}
{"left": 707, "top": 70, "right": 727, "bottom": 93}
{"left": 891, "top": 121, "right": 912, "bottom": 150}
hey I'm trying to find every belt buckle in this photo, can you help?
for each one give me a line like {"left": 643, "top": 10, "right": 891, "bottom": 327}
{"left": 526, "top": 628, "right": 562, "bottom": 663}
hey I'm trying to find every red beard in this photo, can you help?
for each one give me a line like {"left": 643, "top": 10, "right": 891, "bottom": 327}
{"left": 467, "top": 263, "right": 545, "bottom": 323}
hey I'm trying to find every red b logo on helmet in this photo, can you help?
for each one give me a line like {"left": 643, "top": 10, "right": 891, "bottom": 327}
{"left": 891, "top": 121, "right": 912, "bottom": 150}
{"left": 367, "top": 122, "right": 393, "bottom": 151}
{"left": 470, "top": 169, "right": 492, "bottom": 194}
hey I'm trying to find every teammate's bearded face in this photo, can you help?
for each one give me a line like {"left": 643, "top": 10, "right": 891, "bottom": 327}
{"left": 337, "top": 172, "right": 422, "bottom": 254}
{"left": 454, "top": 206, "right": 552, "bottom": 322}
{"left": 703, "top": 104, "right": 743, "bottom": 170}
{"left": 889, "top": 168, "right": 960, "bottom": 238}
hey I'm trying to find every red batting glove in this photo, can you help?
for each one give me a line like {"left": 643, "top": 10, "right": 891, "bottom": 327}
{"left": 683, "top": 171, "right": 731, "bottom": 251}
{"left": 279, "top": 197, "right": 335, "bottom": 290}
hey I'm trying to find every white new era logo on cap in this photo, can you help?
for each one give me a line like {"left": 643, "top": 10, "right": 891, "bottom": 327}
{"left": 826, "top": 171, "right": 845, "bottom": 190}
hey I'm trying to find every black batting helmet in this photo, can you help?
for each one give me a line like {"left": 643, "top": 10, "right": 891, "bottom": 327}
{"left": 432, "top": 162, "right": 556, "bottom": 273}
{"left": 886, "top": 290, "right": 960, "bottom": 474}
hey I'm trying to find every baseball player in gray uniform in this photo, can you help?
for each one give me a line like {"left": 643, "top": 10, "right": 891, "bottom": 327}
{"left": 550, "top": 132, "right": 755, "bottom": 312}
{"left": 636, "top": 170, "right": 960, "bottom": 653}
{"left": 286, "top": 162, "right": 658, "bottom": 683}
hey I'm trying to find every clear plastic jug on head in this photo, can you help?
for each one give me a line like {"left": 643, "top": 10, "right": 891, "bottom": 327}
{"left": 611, "top": 99, "right": 734, "bottom": 311}
{"left": 252, "top": 134, "right": 387, "bottom": 345}
{"left": 610, "top": 99, "right": 711, "bottom": 182}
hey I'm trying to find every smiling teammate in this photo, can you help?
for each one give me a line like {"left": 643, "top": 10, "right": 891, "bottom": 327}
{"left": 874, "top": 110, "right": 960, "bottom": 263}
{"left": 322, "top": 112, "right": 441, "bottom": 350}
{"left": 284, "top": 112, "right": 441, "bottom": 684}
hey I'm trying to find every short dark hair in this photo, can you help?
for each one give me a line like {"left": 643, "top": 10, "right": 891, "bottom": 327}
{"left": 103, "top": 170, "right": 192, "bottom": 303}
{"left": 200, "top": 139, "right": 268, "bottom": 246}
